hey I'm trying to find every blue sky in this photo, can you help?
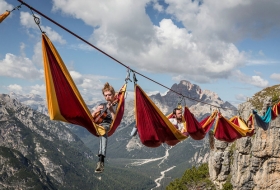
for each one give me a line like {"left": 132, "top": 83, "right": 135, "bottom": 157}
{"left": 1, "top": 0, "right": 280, "bottom": 106}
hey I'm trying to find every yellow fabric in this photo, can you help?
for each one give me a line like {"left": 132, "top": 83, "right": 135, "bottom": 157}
{"left": 0, "top": 11, "right": 10, "bottom": 23}
{"left": 247, "top": 113, "right": 255, "bottom": 130}
{"left": 225, "top": 116, "right": 248, "bottom": 136}
{"left": 42, "top": 35, "right": 66, "bottom": 122}
{"left": 108, "top": 83, "right": 127, "bottom": 131}
{"left": 273, "top": 102, "right": 279, "bottom": 116}
{"left": 214, "top": 114, "right": 249, "bottom": 136}
{"left": 213, "top": 117, "right": 219, "bottom": 134}
{"left": 238, "top": 116, "right": 254, "bottom": 133}
{"left": 135, "top": 85, "right": 188, "bottom": 141}
{"left": 202, "top": 110, "right": 218, "bottom": 128}
{"left": 95, "top": 124, "right": 106, "bottom": 135}
{"left": 42, "top": 34, "right": 105, "bottom": 135}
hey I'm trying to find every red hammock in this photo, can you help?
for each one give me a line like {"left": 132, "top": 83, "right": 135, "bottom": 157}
{"left": 214, "top": 114, "right": 254, "bottom": 142}
{"left": 184, "top": 107, "right": 217, "bottom": 140}
{"left": 42, "top": 34, "right": 126, "bottom": 137}
{"left": 135, "top": 85, "right": 188, "bottom": 147}
{"left": 231, "top": 116, "right": 254, "bottom": 137}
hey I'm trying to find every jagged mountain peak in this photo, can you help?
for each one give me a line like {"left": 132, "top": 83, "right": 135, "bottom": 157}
{"left": 201, "top": 89, "right": 219, "bottom": 99}
{"left": 170, "top": 80, "right": 202, "bottom": 95}
{"left": 151, "top": 80, "right": 236, "bottom": 118}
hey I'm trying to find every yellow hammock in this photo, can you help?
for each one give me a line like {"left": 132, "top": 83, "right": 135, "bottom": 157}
{"left": 42, "top": 33, "right": 126, "bottom": 137}
{"left": 0, "top": 11, "right": 10, "bottom": 23}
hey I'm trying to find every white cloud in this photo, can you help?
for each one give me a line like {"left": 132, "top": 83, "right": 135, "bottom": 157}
{"left": 69, "top": 43, "right": 94, "bottom": 51}
{"left": 41, "top": 26, "right": 66, "bottom": 44}
{"left": 20, "top": 42, "right": 26, "bottom": 57}
{"left": 7, "top": 84, "right": 23, "bottom": 93}
{"left": 6, "top": 83, "right": 45, "bottom": 97}
{"left": 270, "top": 73, "right": 280, "bottom": 81}
{"left": 246, "top": 59, "right": 279, "bottom": 65}
{"left": 0, "top": 1, "right": 13, "bottom": 14}
{"left": 30, "top": 84, "right": 45, "bottom": 96}
{"left": 32, "top": 41, "right": 43, "bottom": 66}
{"left": 234, "top": 70, "right": 269, "bottom": 88}
{"left": 166, "top": 0, "right": 280, "bottom": 42}
{"left": 51, "top": 0, "right": 251, "bottom": 83}
{"left": 152, "top": 0, "right": 164, "bottom": 12}
{"left": 19, "top": 11, "right": 67, "bottom": 66}
{"left": 20, "top": 11, "right": 38, "bottom": 29}
{"left": 235, "top": 94, "right": 247, "bottom": 101}
{"left": 68, "top": 70, "right": 114, "bottom": 101}
{"left": 0, "top": 53, "right": 41, "bottom": 79}
{"left": 249, "top": 76, "right": 269, "bottom": 88}
{"left": 20, "top": 12, "right": 66, "bottom": 44}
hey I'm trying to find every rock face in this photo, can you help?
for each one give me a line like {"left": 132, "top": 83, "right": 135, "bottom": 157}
{"left": 208, "top": 140, "right": 231, "bottom": 189}
{"left": 208, "top": 91, "right": 280, "bottom": 190}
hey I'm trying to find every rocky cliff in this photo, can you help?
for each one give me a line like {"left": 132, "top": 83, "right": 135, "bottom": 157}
{"left": 208, "top": 85, "right": 280, "bottom": 190}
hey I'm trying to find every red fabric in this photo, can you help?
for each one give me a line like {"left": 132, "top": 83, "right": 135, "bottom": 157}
{"left": 184, "top": 107, "right": 206, "bottom": 140}
{"left": 230, "top": 117, "right": 239, "bottom": 125}
{"left": 44, "top": 37, "right": 98, "bottom": 136}
{"left": 272, "top": 103, "right": 280, "bottom": 120}
{"left": 214, "top": 116, "right": 242, "bottom": 142}
{"left": 135, "top": 85, "right": 179, "bottom": 147}
{"left": 230, "top": 117, "right": 254, "bottom": 137}
{"left": 108, "top": 92, "right": 125, "bottom": 136}
{"left": 201, "top": 116, "right": 216, "bottom": 134}
{"left": 246, "top": 115, "right": 254, "bottom": 137}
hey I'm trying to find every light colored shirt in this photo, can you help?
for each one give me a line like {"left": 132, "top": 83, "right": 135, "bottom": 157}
{"left": 169, "top": 118, "right": 184, "bottom": 131}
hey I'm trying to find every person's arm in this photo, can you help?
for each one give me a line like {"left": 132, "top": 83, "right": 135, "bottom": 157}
{"left": 92, "top": 105, "right": 104, "bottom": 117}
{"left": 107, "top": 103, "right": 116, "bottom": 120}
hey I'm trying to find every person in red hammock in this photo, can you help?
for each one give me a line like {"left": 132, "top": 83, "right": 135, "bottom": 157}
{"left": 169, "top": 108, "right": 188, "bottom": 135}
{"left": 92, "top": 82, "right": 118, "bottom": 173}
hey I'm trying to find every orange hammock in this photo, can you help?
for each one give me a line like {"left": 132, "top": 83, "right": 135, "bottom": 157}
{"left": 0, "top": 11, "right": 10, "bottom": 23}
{"left": 42, "top": 34, "right": 126, "bottom": 137}
{"left": 272, "top": 101, "right": 280, "bottom": 119}
{"left": 214, "top": 113, "right": 254, "bottom": 142}
{"left": 135, "top": 84, "right": 188, "bottom": 147}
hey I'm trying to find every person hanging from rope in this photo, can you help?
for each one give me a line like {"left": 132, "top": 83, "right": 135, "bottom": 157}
{"left": 92, "top": 82, "right": 118, "bottom": 173}
{"left": 169, "top": 108, "right": 188, "bottom": 135}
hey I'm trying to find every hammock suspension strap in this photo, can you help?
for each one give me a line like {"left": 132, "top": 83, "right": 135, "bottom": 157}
{"left": 133, "top": 72, "right": 138, "bottom": 85}
{"left": 125, "top": 68, "right": 132, "bottom": 84}
{"left": 30, "top": 8, "right": 44, "bottom": 33}
{"left": 8, "top": 3, "right": 23, "bottom": 12}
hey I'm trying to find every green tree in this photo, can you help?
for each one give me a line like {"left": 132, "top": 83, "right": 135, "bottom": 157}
{"left": 166, "top": 164, "right": 215, "bottom": 190}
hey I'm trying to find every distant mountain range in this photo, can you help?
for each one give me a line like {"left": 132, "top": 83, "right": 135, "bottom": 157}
{"left": 5, "top": 80, "right": 237, "bottom": 189}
